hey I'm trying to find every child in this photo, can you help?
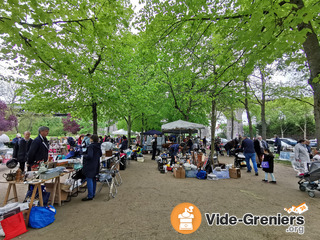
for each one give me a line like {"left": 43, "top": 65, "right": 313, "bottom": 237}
{"left": 262, "top": 149, "right": 276, "bottom": 184}
{"left": 131, "top": 144, "right": 142, "bottom": 160}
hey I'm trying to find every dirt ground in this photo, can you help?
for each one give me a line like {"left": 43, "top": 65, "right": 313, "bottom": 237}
{"left": 1, "top": 154, "right": 320, "bottom": 240}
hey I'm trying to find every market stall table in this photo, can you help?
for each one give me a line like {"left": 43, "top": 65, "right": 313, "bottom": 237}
{"left": 1, "top": 170, "right": 73, "bottom": 226}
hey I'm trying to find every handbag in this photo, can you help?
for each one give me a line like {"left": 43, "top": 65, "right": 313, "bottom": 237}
{"left": 261, "top": 161, "right": 269, "bottom": 168}
{"left": 28, "top": 205, "right": 56, "bottom": 228}
{"left": 0, "top": 212, "right": 28, "bottom": 240}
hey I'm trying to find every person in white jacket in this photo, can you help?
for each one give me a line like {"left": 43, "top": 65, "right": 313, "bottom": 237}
{"left": 294, "top": 139, "right": 310, "bottom": 172}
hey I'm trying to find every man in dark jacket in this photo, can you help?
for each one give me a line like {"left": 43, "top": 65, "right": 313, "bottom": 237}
{"left": 241, "top": 136, "right": 258, "bottom": 176}
{"left": 274, "top": 135, "right": 282, "bottom": 154}
{"left": 13, "top": 131, "right": 33, "bottom": 172}
{"left": 151, "top": 134, "right": 158, "bottom": 160}
{"left": 82, "top": 134, "right": 102, "bottom": 201}
{"left": 254, "top": 136, "right": 263, "bottom": 168}
{"left": 186, "top": 136, "right": 193, "bottom": 154}
{"left": 120, "top": 135, "right": 128, "bottom": 151}
{"left": 202, "top": 136, "right": 207, "bottom": 148}
{"left": 27, "top": 126, "right": 50, "bottom": 171}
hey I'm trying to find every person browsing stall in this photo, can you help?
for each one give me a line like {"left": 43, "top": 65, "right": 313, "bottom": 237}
{"left": 294, "top": 139, "right": 310, "bottom": 172}
{"left": 82, "top": 134, "right": 102, "bottom": 201}
{"left": 169, "top": 143, "right": 184, "bottom": 166}
{"left": 241, "top": 136, "right": 259, "bottom": 176}
{"left": 120, "top": 135, "right": 128, "bottom": 151}
{"left": 27, "top": 126, "right": 50, "bottom": 171}
{"left": 12, "top": 131, "right": 33, "bottom": 172}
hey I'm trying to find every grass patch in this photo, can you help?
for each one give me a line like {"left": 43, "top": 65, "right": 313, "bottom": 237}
{"left": 274, "top": 160, "right": 292, "bottom": 166}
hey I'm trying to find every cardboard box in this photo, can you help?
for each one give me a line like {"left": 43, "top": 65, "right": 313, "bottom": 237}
{"left": 45, "top": 183, "right": 69, "bottom": 202}
{"left": 105, "top": 150, "right": 113, "bottom": 157}
{"left": 229, "top": 168, "right": 241, "bottom": 179}
{"left": 173, "top": 167, "right": 185, "bottom": 179}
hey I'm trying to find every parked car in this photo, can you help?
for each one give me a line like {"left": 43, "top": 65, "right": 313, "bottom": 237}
{"left": 266, "top": 139, "right": 294, "bottom": 152}
{"left": 279, "top": 138, "right": 297, "bottom": 146}
{"left": 220, "top": 138, "right": 229, "bottom": 148}
{"left": 309, "top": 139, "right": 317, "bottom": 147}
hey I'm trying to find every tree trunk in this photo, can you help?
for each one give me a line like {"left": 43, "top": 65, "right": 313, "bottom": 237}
{"left": 304, "top": 115, "right": 307, "bottom": 139}
{"left": 231, "top": 110, "right": 234, "bottom": 139}
{"left": 127, "top": 115, "right": 132, "bottom": 147}
{"left": 210, "top": 99, "right": 217, "bottom": 164}
{"left": 244, "top": 79, "right": 253, "bottom": 138}
{"left": 280, "top": 125, "right": 284, "bottom": 138}
{"left": 296, "top": 0, "right": 320, "bottom": 148}
{"left": 92, "top": 102, "right": 98, "bottom": 135}
{"left": 260, "top": 69, "right": 267, "bottom": 140}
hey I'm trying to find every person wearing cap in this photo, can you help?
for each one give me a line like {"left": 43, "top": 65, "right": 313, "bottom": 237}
{"left": 241, "top": 136, "right": 259, "bottom": 176}
{"left": 27, "top": 126, "right": 50, "bottom": 171}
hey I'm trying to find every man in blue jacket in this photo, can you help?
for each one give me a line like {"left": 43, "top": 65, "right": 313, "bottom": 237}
{"left": 241, "top": 136, "right": 258, "bottom": 176}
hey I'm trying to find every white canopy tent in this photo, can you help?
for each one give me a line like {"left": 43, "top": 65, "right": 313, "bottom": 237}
{"left": 111, "top": 129, "right": 128, "bottom": 135}
{"left": 161, "top": 120, "right": 206, "bottom": 133}
{"left": 111, "top": 129, "right": 137, "bottom": 136}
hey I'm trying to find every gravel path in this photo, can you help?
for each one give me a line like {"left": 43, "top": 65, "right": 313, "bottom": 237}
{"left": 1, "top": 154, "right": 319, "bottom": 240}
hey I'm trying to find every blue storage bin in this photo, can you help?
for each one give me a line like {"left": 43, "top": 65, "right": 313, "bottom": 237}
{"left": 186, "top": 169, "right": 198, "bottom": 178}
{"left": 212, "top": 169, "right": 230, "bottom": 179}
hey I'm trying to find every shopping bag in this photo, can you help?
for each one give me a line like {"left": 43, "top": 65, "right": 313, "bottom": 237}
{"left": 29, "top": 205, "right": 56, "bottom": 228}
{"left": 0, "top": 212, "right": 28, "bottom": 240}
{"left": 261, "top": 161, "right": 269, "bottom": 168}
{"left": 196, "top": 170, "right": 207, "bottom": 180}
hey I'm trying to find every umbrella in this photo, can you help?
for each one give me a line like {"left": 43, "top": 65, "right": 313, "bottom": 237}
{"left": 143, "top": 130, "right": 163, "bottom": 135}
{"left": 0, "top": 134, "right": 10, "bottom": 142}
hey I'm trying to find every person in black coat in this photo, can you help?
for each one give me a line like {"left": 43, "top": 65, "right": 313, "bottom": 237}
{"left": 151, "top": 134, "right": 158, "bottom": 160}
{"left": 254, "top": 137, "right": 263, "bottom": 168}
{"left": 12, "top": 131, "right": 33, "bottom": 172}
{"left": 27, "top": 126, "right": 50, "bottom": 171}
{"left": 262, "top": 149, "right": 276, "bottom": 184}
{"left": 82, "top": 134, "right": 102, "bottom": 201}
{"left": 120, "top": 136, "right": 128, "bottom": 151}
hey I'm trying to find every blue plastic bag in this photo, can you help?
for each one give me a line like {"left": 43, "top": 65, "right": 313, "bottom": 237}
{"left": 196, "top": 170, "right": 207, "bottom": 180}
{"left": 29, "top": 205, "right": 56, "bottom": 228}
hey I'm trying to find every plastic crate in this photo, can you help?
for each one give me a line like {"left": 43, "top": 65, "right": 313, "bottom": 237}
{"left": 137, "top": 157, "right": 144, "bottom": 162}
{"left": 212, "top": 169, "right": 230, "bottom": 179}
{"left": 185, "top": 169, "right": 198, "bottom": 178}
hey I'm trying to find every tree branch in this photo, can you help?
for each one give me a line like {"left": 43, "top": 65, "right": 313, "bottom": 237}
{"left": 19, "top": 18, "right": 96, "bottom": 29}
